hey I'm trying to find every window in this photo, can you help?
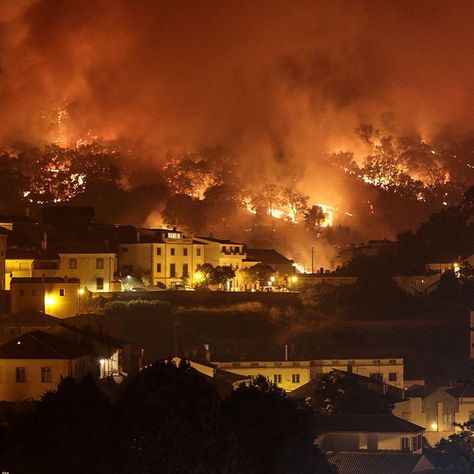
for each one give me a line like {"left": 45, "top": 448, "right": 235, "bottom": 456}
{"left": 157, "top": 247, "right": 162, "bottom": 256}
{"left": 156, "top": 263, "right": 162, "bottom": 273}
{"left": 59, "top": 288, "right": 65, "bottom": 296}
{"left": 389, "top": 359, "right": 397, "bottom": 364}
{"left": 401, "top": 437, "right": 410, "bottom": 451}
{"left": 273, "top": 374, "right": 282, "bottom": 384}
{"left": 69, "top": 258, "right": 77, "bottom": 269}
{"left": 121, "top": 247, "right": 128, "bottom": 253}
{"left": 389, "top": 372, "right": 397, "bottom": 382}
{"left": 32, "top": 289, "right": 37, "bottom": 296}
{"left": 96, "top": 278, "right": 104, "bottom": 290}
{"left": 96, "top": 258, "right": 104, "bottom": 269}
{"left": 196, "top": 248, "right": 201, "bottom": 257}
{"left": 170, "top": 264, "right": 176, "bottom": 278}
{"left": 16, "top": 367, "right": 26, "bottom": 383}
{"left": 183, "top": 264, "right": 189, "bottom": 278}
{"left": 41, "top": 367, "right": 52, "bottom": 383}
{"left": 19, "top": 289, "right": 25, "bottom": 296}
{"left": 183, "top": 248, "right": 188, "bottom": 256}
{"left": 170, "top": 248, "right": 175, "bottom": 256}
{"left": 292, "top": 374, "right": 300, "bottom": 384}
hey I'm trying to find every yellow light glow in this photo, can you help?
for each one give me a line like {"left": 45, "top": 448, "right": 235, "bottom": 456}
{"left": 193, "top": 271, "right": 204, "bottom": 282}
{"left": 430, "top": 422, "right": 438, "bottom": 431}
{"left": 44, "top": 295, "right": 55, "bottom": 307}
{"left": 78, "top": 288, "right": 85, "bottom": 295}
{"left": 270, "top": 276, "right": 276, "bottom": 283}
{"left": 291, "top": 275, "right": 298, "bottom": 283}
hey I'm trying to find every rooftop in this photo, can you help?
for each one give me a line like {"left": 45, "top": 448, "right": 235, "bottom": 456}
{"left": 319, "top": 414, "right": 424, "bottom": 434}
{"left": 196, "top": 236, "right": 243, "bottom": 245}
{"left": 0, "top": 331, "right": 85, "bottom": 359}
{"left": 327, "top": 452, "right": 437, "bottom": 474}
{"left": 0, "top": 310, "right": 60, "bottom": 326}
{"left": 246, "top": 248, "right": 293, "bottom": 265}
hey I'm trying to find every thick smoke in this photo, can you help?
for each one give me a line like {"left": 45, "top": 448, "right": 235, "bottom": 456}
{"left": 1, "top": 0, "right": 474, "bottom": 264}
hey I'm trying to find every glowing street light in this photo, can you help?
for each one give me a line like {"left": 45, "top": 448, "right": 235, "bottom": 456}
{"left": 290, "top": 275, "right": 298, "bottom": 283}
{"left": 193, "top": 271, "right": 204, "bottom": 282}
{"left": 78, "top": 288, "right": 85, "bottom": 295}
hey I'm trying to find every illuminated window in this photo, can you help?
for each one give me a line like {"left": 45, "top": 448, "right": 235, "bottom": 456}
{"left": 96, "top": 278, "right": 104, "bottom": 290}
{"left": 170, "top": 264, "right": 176, "bottom": 278}
{"left": 292, "top": 374, "right": 300, "bottom": 383}
{"left": 196, "top": 248, "right": 201, "bottom": 257}
{"left": 157, "top": 263, "right": 162, "bottom": 273}
{"left": 183, "top": 264, "right": 189, "bottom": 278}
{"left": 273, "top": 374, "right": 282, "bottom": 384}
{"left": 69, "top": 258, "right": 77, "bottom": 269}
{"left": 170, "top": 248, "right": 175, "bottom": 256}
{"left": 41, "top": 367, "right": 52, "bottom": 383}
{"left": 389, "top": 372, "right": 397, "bottom": 382}
{"left": 16, "top": 367, "right": 26, "bottom": 383}
{"left": 96, "top": 258, "right": 104, "bottom": 269}
{"left": 157, "top": 247, "right": 162, "bottom": 256}
{"left": 59, "top": 288, "right": 65, "bottom": 296}
{"left": 183, "top": 248, "right": 188, "bottom": 256}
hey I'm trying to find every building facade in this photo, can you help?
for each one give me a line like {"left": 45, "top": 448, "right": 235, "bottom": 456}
{"left": 0, "top": 228, "right": 7, "bottom": 290}
{"left": 216, "top": 358, "right": 404, "bottom": 392}
{"left": 10, "top": 277, "right": 80, "bottom": 318}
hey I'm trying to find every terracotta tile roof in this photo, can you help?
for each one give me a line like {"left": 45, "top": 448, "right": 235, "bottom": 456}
{"left": 327, "top": 452, "right": 437, "bottom": 474}
{"left": 0, "top": 331, "right": 85, "bottom": 359}
{"left": 0, "top": 310, "right": 60, "bottom": 326}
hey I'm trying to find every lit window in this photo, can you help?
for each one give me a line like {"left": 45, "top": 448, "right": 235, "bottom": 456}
{"left": 292, "top": 374, "right": 300, "bottom": 384}
{"left": 96, "top": 278, "right": 104, "bottom": 290}
{"left": 41, "top": 367, "right": 52, "bottom": 383}
{"left": 273, "top": 374, "right": 282, "bottom": 384}
{"left": 16, "top": 367, "right": 26, "bottom": 383}
{"left": 96, "top": 258, "right": 104, "bottom": 269}
{"left": 69, "top": 258, "right": 77, "bottom": 269}
{"left": 59, "top": 288, "right": 65, "bottom": 296}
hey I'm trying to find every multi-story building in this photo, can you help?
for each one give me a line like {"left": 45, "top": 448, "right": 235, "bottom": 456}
{"left": 10, "top": 277, "right": 80, "bottom": 318}
{"left": 57, "top": 244, "right": 117, "bottom": 293}
{"left": 194, "top": 236, "right": 249, "bottom": 269}
{"left": 0, "top": 330, "right": 93, "bottom": 401}
{"left": 394, "top": 383, "right": 474, "bottom": 445}
{"left": 5, "top": 249, "right": 36, "bottom": 290}
{"left": 119, "top": 229, "right": 206, "bottom": 288}
{"left": 215, "top": 358, "right": 404, "bottom": 392}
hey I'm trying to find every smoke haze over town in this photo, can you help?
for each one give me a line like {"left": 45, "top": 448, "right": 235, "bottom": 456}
{"left": 1, "top": 0, "right": 474, "bottom": 268}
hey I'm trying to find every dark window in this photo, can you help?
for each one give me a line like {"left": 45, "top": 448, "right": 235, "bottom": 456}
{"left": 196, "top": 248, "right": 201, "bottom": 256}
{"left": 157, "top": 247, "right": 161, "bottom": 256}
{"left": 16, "top": 367, "right": 26, "bottom": 383}
{"left": 183, "top": 248, "right": 188, "bottom": 256}
{"left": 69, "top": 258, "right": 77, "bottom": 269}
{"left": 170, "top": 264, "right": 176, "bottom": 278}
{"left": 96, "top": 258, "right": 104, "bottom": 269}
{"left": 41, "top": 367, "right": 52, "bottom": 383}
{"left": 156, "top": 263, "right": 162, "bottom": 273}
{"left": 273, "top": 374, "right": 282, "bottom": 384}
{"left": 183, "top": 264, "right": 189, "bottom": 278}
{"left": 389, "top": 372, "right": 397, "bottom": 382}
{"left": 170, "top": 248, "right": 175, "bottom": 256}
{"left": 96, "top": 278, "right": 104, "bottom": 290}
{"left": 59, "top": 288, "right": 65, "bottom": 296}
{"left": 401, "top": 437, "right": 410, "bottom": 451}
{"left": 19, "top": 289, "right": 25, "bottom": 296}
{"left": 292, "top": 374, "right": 300, "bottom": 384}
{"left": 32, "top": 289, "right": 37, "bottom": 296}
